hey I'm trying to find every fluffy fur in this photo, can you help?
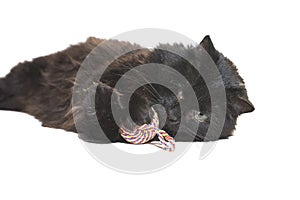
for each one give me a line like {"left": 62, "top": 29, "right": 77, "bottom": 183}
{"left": 0, "top": 36, "right": 254, "bottom": 143}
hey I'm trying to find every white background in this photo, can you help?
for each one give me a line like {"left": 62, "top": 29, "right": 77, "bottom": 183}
{"left": 0, "top": 0, "right": 299, "bottom": 199}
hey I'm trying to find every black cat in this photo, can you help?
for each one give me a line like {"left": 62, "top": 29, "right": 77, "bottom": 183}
{"left": 0, "top": 36, "right": 254, "bottom": 143}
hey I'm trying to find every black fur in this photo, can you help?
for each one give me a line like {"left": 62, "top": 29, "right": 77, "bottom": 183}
{"left": 0, "top": 36, "right": 254, "bottom": 143}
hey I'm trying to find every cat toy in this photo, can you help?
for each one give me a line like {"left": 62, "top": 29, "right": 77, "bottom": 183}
{"left": 119, "top": 108, "right": 176, "bottom": 152}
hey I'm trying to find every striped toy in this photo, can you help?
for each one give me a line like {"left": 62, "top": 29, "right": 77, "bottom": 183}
{"left": 119, "top": 108, "right": 176, "bottom": 152}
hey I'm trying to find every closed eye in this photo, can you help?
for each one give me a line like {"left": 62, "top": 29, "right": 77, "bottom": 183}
{"left": 193, "top": 110, "right": 208, "bottom": 122}
{"left": 169, "top": 118, "right": 178, "bottom": 123}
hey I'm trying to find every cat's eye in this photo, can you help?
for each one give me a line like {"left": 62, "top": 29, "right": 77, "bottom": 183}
{"left": 193, "top": 110, "right": 208, "bottom": 122}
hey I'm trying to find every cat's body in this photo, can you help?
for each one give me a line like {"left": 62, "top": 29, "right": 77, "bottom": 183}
{"left": 0, "top": 36, "right": 254, "bottom": 143}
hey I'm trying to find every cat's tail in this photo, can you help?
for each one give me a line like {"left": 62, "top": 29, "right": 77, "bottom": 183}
{"left": 0, "top": 77, "right": 22, "bottom": 111}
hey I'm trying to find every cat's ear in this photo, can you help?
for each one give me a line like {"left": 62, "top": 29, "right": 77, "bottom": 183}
{"left": 233, "top": 96, "right": 255, "bottom": 115}
{"left": 199, "top": 35, "right": 219, "bottom": 62}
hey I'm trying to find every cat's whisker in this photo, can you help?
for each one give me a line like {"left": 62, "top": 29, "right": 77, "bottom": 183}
{"left": 113, "top": 71, "right": 161, "bottom": 100}
{"left": 124, "top": 64, "right": 162, "bottom": 100}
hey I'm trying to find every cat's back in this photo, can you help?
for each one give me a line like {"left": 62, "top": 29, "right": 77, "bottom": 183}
{"left": 1, "top": 37, "right": 152, "bottom": 132}
{"left": 0, "top": 37, "right": 104, "bottom": 130}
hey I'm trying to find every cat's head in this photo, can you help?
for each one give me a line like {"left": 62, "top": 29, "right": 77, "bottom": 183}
{"left": 148, "top": 36, "right": 255, "bottom": 141}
